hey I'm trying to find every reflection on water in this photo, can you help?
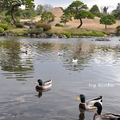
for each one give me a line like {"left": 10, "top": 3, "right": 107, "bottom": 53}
{"left": 0, "top": 38, "right": 34, "bottom": 81}
{"left": 1, "top": 37, "right": 120, "bottom": 77}
{"left": 0, "top": 37, "right": 120, "bottom": 120}
{"left": 79, "top": 112, "right": 85, "bottom": 120}
{"left": 35, "top": 91, "right": 42, "bottom": 98}
{"left": 35, "top": 88, "right": 51, "bottom": 98}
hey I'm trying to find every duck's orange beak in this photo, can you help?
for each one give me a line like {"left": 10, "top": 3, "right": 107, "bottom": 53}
{"left": 77, "top": 96, "right": 81, "bottom": 100}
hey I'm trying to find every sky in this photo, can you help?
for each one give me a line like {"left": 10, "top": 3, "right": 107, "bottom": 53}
{"left": 34, "top": 0, "right": 120, "bottom": 12}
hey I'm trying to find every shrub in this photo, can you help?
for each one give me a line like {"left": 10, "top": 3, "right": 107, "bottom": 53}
{"left": 55, "top": 23, "right": 64, "bottom": 27}
{"left": 28, "top": 28, "right": 43, "bottom": 34}
{"left": 36, "top": 23, "right": 51, "bottom": 31}
{"left": 0, "top": 27, "right": 4, "bottom": 33}
{"left": 15, "top": 22, "right": 24, "bottom": 28}
{"left": 0, "top": 24, "right": 8, "bottom": 30}
{"left": 62, "top": 32, "right": 71, "bottom": 38}
{"left": 4, "top": 16, "right": 12, "bottom": 24}
{"left": 116, "top": 26, "right": 120, "bottom": 32}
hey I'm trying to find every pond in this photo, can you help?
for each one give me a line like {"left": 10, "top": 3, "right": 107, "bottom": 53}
{"left": 0, "top": 36, "right": 120, "bottom": 120}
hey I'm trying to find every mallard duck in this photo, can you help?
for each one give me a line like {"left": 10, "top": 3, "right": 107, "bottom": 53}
{"left": 77, "top": 94, "right": 102, "bottom": 111}
{"left": 35, "top": 79, "right": 52, "bottom": 91}
{"left": 92, "top": 102, "right": 120, "bottom": 120}
{"left": 21, "top": 50, "right": 27, "bottom": 54}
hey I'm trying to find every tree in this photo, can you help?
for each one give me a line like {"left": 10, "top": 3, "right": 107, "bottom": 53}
{"left": 112, "top": 3, "right": 120, "bottom": 20}
{"left": 21, "top": 8, "right": 36, "bottom": 19}
{"left": 100, "top": 15, "right": 116, "bottom": 30}
{"left": 112, "top": 3, "right": 120, "bottom": 14}
{"left": 114, "top": 11, "right": 120, "bottom": 20}
{"left": 102, "top": 6, "right": 109, "bottom": 15}
{"left": 36, "top": 4, "right": 43, "bottom": 15}
{"left": 116, "top": 26, "right": 120, "bottom": 32}
{"left": 65, "top": 1, "right": 94, "bottom": 28}
{"left": 0, "top": 0, "right": 34, "bottom": 24}
{"left": 60, "top": 14, "right": 72, "bottom": 26}
{"left": 90, "top": 5, "right": 100, "bottom": 17}
{"left": 40, "top": 11, "right": 55, "bottom": 23}
{"left": 43, "top": 4, "right": 53, "bottom": 12}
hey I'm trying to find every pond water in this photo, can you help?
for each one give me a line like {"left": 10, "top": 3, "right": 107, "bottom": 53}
{"left": 0, "top": 36, "right": 120, "bottom": 120}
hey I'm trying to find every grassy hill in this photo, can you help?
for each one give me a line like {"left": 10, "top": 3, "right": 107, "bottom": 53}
{"left": 20, "top": 7, "right": 120, "bottom": 35}
{"left": 50, "top": 7, "right": 120, "bottom": 34}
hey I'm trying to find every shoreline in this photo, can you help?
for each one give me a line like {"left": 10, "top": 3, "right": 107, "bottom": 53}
{"left": 0, "top": 32, "right": 118, "bottom": 39}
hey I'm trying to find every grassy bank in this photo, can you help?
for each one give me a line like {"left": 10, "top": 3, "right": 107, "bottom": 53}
{"left": 6, "top": 25, "right": 105, "bottom": 37}
{"left": 49, "top": 27, "right": 105, "bottom": 37}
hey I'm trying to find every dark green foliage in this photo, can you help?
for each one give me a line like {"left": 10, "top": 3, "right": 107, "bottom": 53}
{"left": 64, "top": 1, "right": 94, "bottom": 28}
{"left": 65, "top": 1, "right": 88, "bottom": 15}
{"left": 0, "top": 0, "right": 35, "bottom": 24}
{"left": 0, "top": 24, "right": 8, "bottom": 30}
{"left": 96, "top": 13, "right": 104, "bottom": 18}
{"left": 15, "top": 22, "right": 24, "bottom": 28}
{"left": 90, "top": 5, "right": 100, "bottom": 17}
{"left": 114, "top": 11, "right": 120, "bottom": 20}
{"left": 75, "top": 11, "right": 94, "bottom": 19}
{"left": 116, "top": 26, "right": 120, "bottom": 32}
{"left": 60, "top": 14, "right": 72, "bottom": 26}
{"left": 100, "top": 15, "right": 116, "bottom": 30}
{"left": 55, "top": 23, "right": 64, "bottom": 27}
{"left": 36, "top": 23, "right": 51, "bottom": 31}
{"left": 21, "top": 8, "right": 36, "bottom": 19}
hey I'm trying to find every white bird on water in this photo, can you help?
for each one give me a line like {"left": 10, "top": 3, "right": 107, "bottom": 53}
{"left": 72, "top": 59, "right": 78, "bottom": 63}
{"left": 57, "top": 52, "right": 64, "bottom": 56}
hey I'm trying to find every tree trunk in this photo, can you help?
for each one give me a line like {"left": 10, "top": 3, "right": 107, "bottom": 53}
{"left": 105, "top": 24, "right": 107, "bottom": 30}
{"left": 11, "top": 9, "right": 16, "bottom": 24}
{"left": 77, "top": 18, "right": 82, "bottom": 28}
{"left": 64, "top": 22, "right": 66, "bottom": 27}
{"left": 10, "top": 4, "right": 21, "bottom": 24}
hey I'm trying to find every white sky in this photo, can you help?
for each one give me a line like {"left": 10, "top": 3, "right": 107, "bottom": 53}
{"left": 34, "top": 0, "right": 120, "bottom": 12}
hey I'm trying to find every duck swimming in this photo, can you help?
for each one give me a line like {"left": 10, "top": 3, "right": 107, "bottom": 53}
{"left": 77, "top": 94, "right": 102, "bottom": 111}
{"left": 92, "top": 102, "right": 120, "bottom": 120}
{"left": 35, "top": 79, "right": 52, "bottom": 91}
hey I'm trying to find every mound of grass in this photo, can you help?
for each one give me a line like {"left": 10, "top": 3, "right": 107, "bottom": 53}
{"left": 49, "top": 27, "right": 105, "bottom": 37}
{"left": 0, "top": 27, "right": 4, "bottom": 33}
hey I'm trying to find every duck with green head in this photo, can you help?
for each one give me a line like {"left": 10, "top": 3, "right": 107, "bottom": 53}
{"left": 92, "top": 102, "right": 120, "bottom": 120}
{"left": 77, "top": 94, "right": 102, "bottom": 111}
{"left": 35, "top": 79, "right": 52, "bottom": 91}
